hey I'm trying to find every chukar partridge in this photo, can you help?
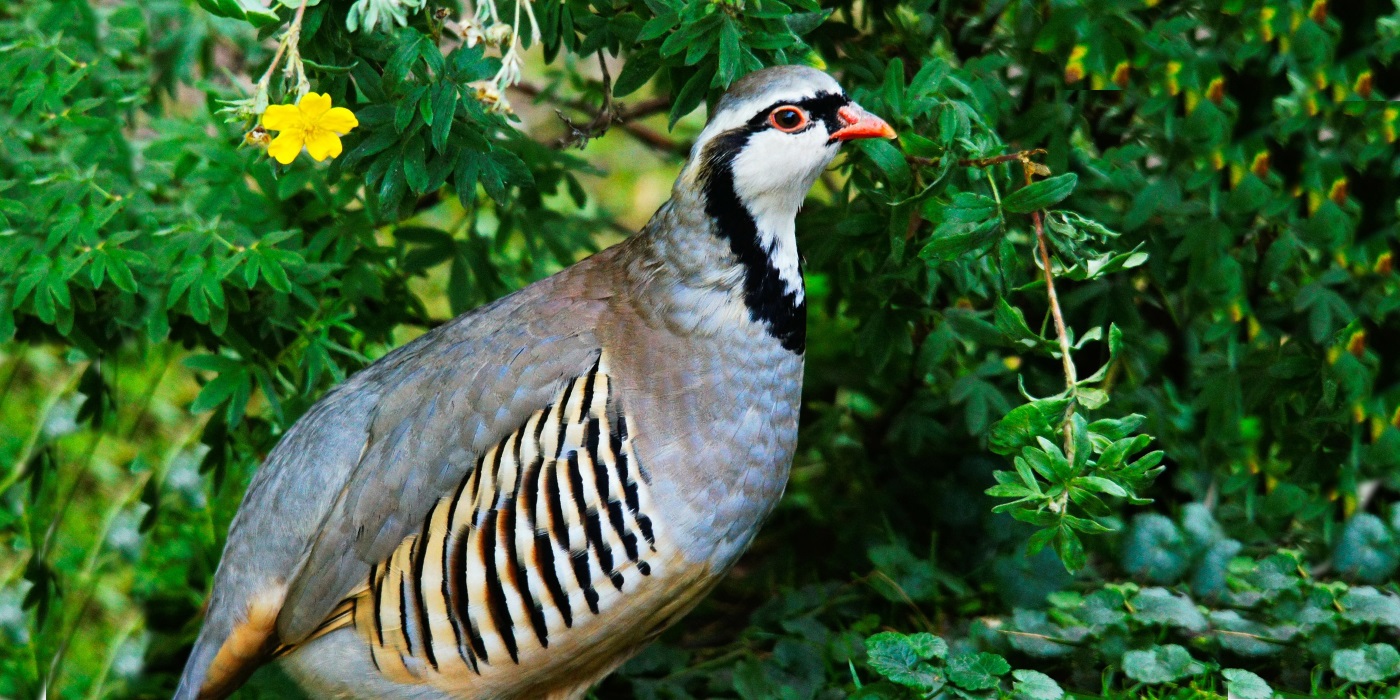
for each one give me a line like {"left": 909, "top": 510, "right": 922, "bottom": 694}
{"left": 175, "top": 65, "right": 895, "bottom": 700}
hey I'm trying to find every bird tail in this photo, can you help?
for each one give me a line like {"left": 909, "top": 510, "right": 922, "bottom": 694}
{"left": 173, "top": 585, "right": 287, "bottom": 700}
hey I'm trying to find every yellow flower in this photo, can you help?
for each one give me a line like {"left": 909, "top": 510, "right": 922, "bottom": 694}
{"left": 261, "top": 93, "right": 359, "bottom": 165}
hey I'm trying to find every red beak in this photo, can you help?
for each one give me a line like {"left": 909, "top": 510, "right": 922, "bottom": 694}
{"left": 831, "top": 104, "right": 897, "bottom": 141}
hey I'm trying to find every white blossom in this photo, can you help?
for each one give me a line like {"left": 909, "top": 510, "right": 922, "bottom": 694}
{"left": 347, "top": 0, "right": 428, "bottom": 33}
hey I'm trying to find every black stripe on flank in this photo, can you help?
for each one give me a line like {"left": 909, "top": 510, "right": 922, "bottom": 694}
{"left": 523, "top": 413, "right": 547, "bottom": 529}
{"left": 636, "top": 511, "right": 656, "bottom": 550}
{"left": 412, "top": 514, "right": 438, "bottom": 670}
{"left": 504, "top": 438, "right": 547, "bottom": 650}
{"left": 398, "top": 563, "right": 412, "bottom": 656}
{"left": 615, "top": 417, "right": 656, "bottom": 549}
{"left": 556, "top": 378, "right": 576, "bottom": 451}
{"left": 466, "top": 456, "right": 485, "bottom": 528}
{"left": 579, "top": 369, "right": 597, "bottom": 421}
{"left": 489, "top": 445, "right": 505, "bottom": 489}
{"left": 452, "top": 527, "right": 489, "bottom": 663}
{"left": 441, "top": 475, "right": 475, "bottom": 670}
{"left": 545, "top": 460, "right": 570, "bottom": 552}
{"left": 597, "top": 418, "right": 639, "bottom": 563}
{"left": 523, "top": 448, "right": 543, "bottom": 529}
{"left": 480, "top": 510, "right": 518, "bottom": 663}
{"left": 566, "top": 453, "right": 600, "bottom": 614}
{"left": 583, "top": 496, "right": 621, "bottom": 592}
{"left": 615, "top": 419, "right": 645, "bottom": 526}
{"left": 369, "top": 563, "right": 385, "bottom": 647}
{"left": 586, "top": 418, "right": 626, "bottom": 588}
{"left": 535, "top": 526, "right": 572, "bottom": 629}
{"left": 573, "top": 549, "right": 601, "bottom": 615}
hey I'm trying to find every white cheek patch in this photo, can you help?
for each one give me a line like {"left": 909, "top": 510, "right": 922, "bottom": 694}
{"left": 728, "top": 128, "right": 840, "bottom": 302}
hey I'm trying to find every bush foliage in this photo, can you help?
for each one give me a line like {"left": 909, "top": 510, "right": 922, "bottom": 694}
{"left": 1, "top": 0, "right": 1398, "bottom": 698}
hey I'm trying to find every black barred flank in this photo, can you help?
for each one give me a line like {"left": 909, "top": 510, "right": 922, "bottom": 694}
{"left": 480, "top": 510, "right": 517, "bottom": 663}
{"left": 352, "top": 360, "right": 657, "bottom": 675}
{"left": 412, "top": 510, "right": 438, "bottom": 669}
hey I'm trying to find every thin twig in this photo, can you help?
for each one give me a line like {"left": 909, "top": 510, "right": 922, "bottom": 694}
{"left": 256, "top": 0, "right": 310, "bottom": 90}
{"left": 927, "top": 149, "right": 1077, "bottom": 454}
{"left": 512, "top": 80, "right": 687, "bottom": 154}
{"left": 551, "top": 53, "right": 619, "bottom": 148}
{"left": 1019, "top": 154, "right": 1078, "bottom": 459}
{"left": 908, "top": 152, "right": 1039, "bottom": 170}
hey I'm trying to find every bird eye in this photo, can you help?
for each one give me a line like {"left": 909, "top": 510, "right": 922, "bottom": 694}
{"left": 768, "top": 106, "right": 808, "bottom": 132}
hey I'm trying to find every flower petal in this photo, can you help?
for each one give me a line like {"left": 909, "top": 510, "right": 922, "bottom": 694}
{"left": 304, "top": 131, "right": 343, "bottom": 161}
{"left": 317, "top": 106, "right": 359, "bottom": 134}
{"left": 298, "top": 92, "right": 333, "bottom": 120}
{"left": 261, "top": 104, "right": 303, "bottom": 131}
{"left": 267, "top": 132, "right": 304, "bottom": 164}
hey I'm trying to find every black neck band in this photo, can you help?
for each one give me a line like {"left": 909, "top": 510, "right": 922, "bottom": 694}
{"left": 698, "top": 130, "right": 807, "bottom": 354}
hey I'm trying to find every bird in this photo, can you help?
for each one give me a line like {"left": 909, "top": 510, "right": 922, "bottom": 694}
{"left": 175, "top": 64, "right": 895, "bottom": 700}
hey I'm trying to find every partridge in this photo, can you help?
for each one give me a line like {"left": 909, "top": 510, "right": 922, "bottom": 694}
{"left": 175, "top": 64, "right": 895, "bottom": 700}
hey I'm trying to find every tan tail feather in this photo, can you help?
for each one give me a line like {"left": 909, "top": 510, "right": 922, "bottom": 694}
{"left": 271, "top": 595, "right": 359, "bottom": 659}
{"left": 197, "top": 585, "right": 286, "bottom": 700}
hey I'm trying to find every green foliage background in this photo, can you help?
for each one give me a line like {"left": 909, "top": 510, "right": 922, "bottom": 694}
{"left": 2, "top": 0, "right": 1398, "bottom": 698}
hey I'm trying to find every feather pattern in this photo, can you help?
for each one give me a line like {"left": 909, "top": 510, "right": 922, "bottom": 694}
{"left": 336, "top": 355, "right": 662, "bottom": 686}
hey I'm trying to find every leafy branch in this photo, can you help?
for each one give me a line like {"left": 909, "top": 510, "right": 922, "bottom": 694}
{"left": 913, "top": 148, "right": 1165, "bottom": 573}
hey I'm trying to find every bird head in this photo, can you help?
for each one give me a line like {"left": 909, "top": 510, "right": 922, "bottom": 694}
{"left": 683, "top": 65, "right": 896, "bottom": 221}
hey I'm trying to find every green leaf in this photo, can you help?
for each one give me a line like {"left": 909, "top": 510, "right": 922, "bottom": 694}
{"left": 189, "top": 366, "right": 247, "bottom": 415}
{"left": 637, "top": 12, "right": 677, "bottom": 41}
{"left": 857, "top": 138, "right": 911, "bottom": 190}
{"left": 615, "top": 49, "right": 661, "bottom": 98}
{"left": 945, "top": 652, "right": 1010, "bottom": 690}
{"left": 403, "top": 135, "right": 428, "bottom": 193}
{"left": 669, "top": 66, "right": 713, "bottom": 128}
{"left": 1331, "top": 644, "right": 1400, "bottom": 683}
{"left": 1122, "top": 513, "right": 1191, "bottom": 584}
{"left": 717, "top": 20, "right": 741, "bottom": 87}
{"left": 426, "top": 86, "right": 456, "bottom": 151}
{"left": 1339, "top": 587, "right": 1400, "bottom": 627}
{"left": 905, "top": 633, "right": 948, "bottom": 661}
{"left": 1222, "top": 669, "right": 1274, "bottom": 699}
{"left": 1054, "top": 527, "right": 1085, "bottom": 571}
{"left": 1077, "top": 476, "right": 1127, "bottom": 498}
{"left": 1086, "top": 414, "right": 1145, "bottom": 441}
{"left": 1012, "top": 669, "right": 1064, "bottom": 700}
{"left": 1003, "top": 173, "right": 1078, "bottom": 214}
{"left": 919, "top": 218, "right": 999, "bottom": 263}
{"left": 195, "top": 0, "right": 280, "bottom": 27}
{"left": 1334, "top": 518, "right": 1400, "bottom": 583}
{"left": 1130, "top": 588, "right": 1208, "bottom": 632}
{"left": 864, "top": 632, "right": 946, "bottom": 693}
{"left": 784, "top": 9, "right": 830, "bottom": 36}
{"left": 988, "top": 398, "right": 1069, "bottom": 456}
{"left": 1121, "top": 645, "right": 1204, "bottom": 684}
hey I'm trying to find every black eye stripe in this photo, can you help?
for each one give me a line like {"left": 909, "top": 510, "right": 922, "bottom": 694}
{"left": 745, "top": 90, "right": 849, "bottom": 134}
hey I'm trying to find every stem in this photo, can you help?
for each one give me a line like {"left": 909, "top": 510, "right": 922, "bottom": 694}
{"left": 1024, "top": 156, "right": 1078, "bottom": 459}
{"left": 915, "top": 148, "right": 1079, "bottom": 457}
{"left": 1034, "top": 209, "right": 1075, "bottom": 390}
{"left": 511, "top": 81, "right": 685, "bottom": 153}
{"left": 255, "top": 0, "right": 310, "bottom": 91}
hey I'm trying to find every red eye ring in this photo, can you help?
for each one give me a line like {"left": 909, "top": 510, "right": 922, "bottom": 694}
{"left": 768, "top": 106, "right": 808, "bottom": 132}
